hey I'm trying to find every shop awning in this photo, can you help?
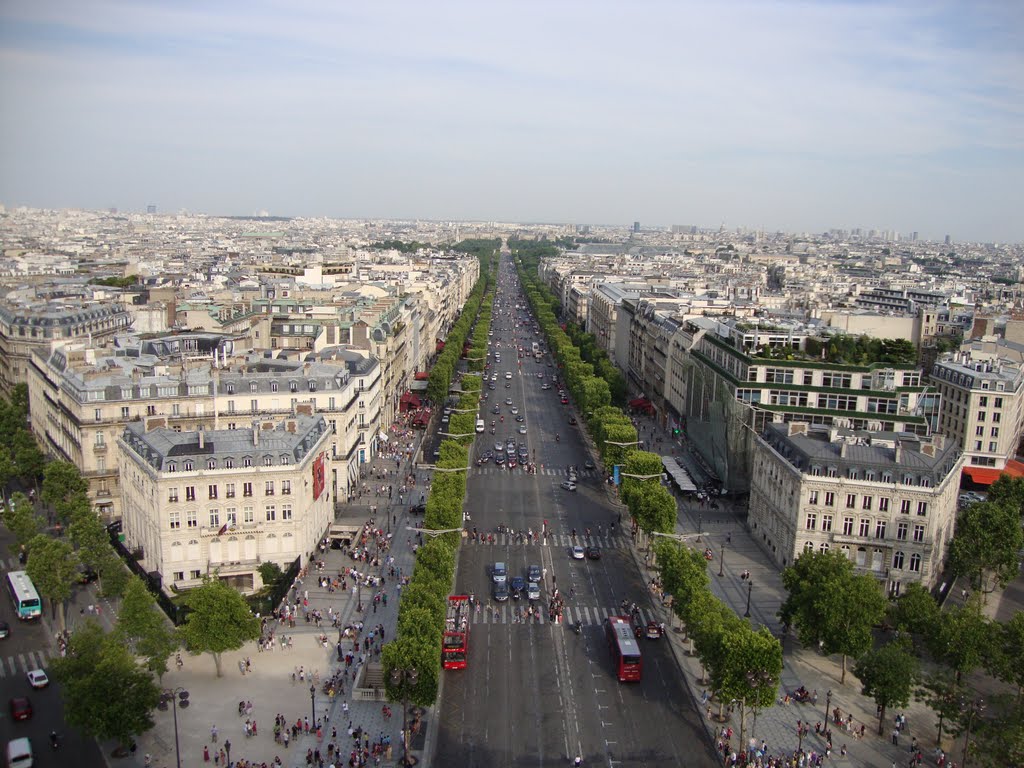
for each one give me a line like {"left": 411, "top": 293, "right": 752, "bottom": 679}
{"left": 414, "top": 371, "right": 430, "bottom": 381}
{"left": 962, "top": 460, "right": 1024, "bottom": 486}
{"left": 377, "top": 431, "right": 389, "bottom": 442}
{"left": 629, "top": 397, "right": 650, "bottom": 408}
{"left": 661, "top": 455, "right": 698, "bottom": 492}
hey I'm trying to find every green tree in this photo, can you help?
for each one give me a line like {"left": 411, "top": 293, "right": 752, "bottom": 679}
{"left": 779, "top": 550, "right": 887, "bottom": 683}
{"left": 887, "top": 582, "right": 940, "bottom": 636}
{"left": 42, "top": 460, "right": 90, "bottom": 523}
{"left": 926, "top": 599, "right": 997, "bottom": 684}
{"left": 854, "top": 639, "right": 918, "bottom": 735}
{"left": 994, "top": 612, "right": 1024, "bottom": 701}
{"left": 1, "top": 492, "right": 43, "bottom": 548}
{"left": 986, "top": 475, "right": 1024, "bottom": 518}
{"left": 116, "top": 576, "right": 180, "bottom": 681}
{"left": 947, "top": 501, "right": 1023, "bottom": 594}
{"left": 916, "top": 671, "right": 961, "bottom": 746}
{"left": 707, "top": 626, "right": 782, "bottom": 743}
{"left": 50, "top": 620, "right": 161, "bottom": 750}
{"left": 178, "top": 577, "right": 260, "bottom": 677}
{"left": 25, "top": 534, "right": 79, "bottom": 631}
{"left": 257, "top": 561, "right": 284, "bottom": 588}
{"left": 11, "top": 431, "right": 45, "bottom": 488}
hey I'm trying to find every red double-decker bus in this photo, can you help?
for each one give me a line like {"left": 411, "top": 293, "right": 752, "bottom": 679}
{"left": 442, "top": 595, "right": 470, "bottom": 670}
{"left": 605, "top": 616, "right": 642, "bottom": 681}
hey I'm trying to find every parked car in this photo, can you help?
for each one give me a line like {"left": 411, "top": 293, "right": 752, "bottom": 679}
{"left": 8, "top": 697, "right": 32, "bottom": 721}
{"left": 585, "top": 546, "right": 601, "bottom": 560}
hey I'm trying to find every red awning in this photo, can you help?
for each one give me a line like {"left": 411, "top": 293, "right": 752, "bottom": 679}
{"left": 962, "top": 460, "right": 1024, "bottom": 486}
{"left": 629, "top": 397, "right": 650, "bottom": 408}
{"left": 414, "top": 372, "right": 430, "bottom": 381}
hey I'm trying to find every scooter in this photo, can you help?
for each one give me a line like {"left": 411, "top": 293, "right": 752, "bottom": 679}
{"left": 573, "top": 620, "right": 582, "bottom": 635}
{"left": 50, "top": 731, "right": 59, "bottom": 750}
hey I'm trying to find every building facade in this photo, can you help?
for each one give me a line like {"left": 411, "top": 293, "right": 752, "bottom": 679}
{"left": 118, "top": 415, "right": 333, "bottom": 593}
{"left": 748, "top": 422, "right": 962, "bottom": 594}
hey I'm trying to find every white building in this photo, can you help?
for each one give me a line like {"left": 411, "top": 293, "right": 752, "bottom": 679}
{"left": 118, "top": 415, "right": 333, "bottom": 593}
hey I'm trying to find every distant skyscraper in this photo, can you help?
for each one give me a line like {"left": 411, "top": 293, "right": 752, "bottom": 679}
{"left": 633, "top": 221, "right": 640, "bottom": 233}
{"left": 147, "top": 204, "right": 157, "bottom": 214}
{"left": 944, "top": 234, "right": 951, "bottom": 245}
{"left": 911, "top": 231, "right": 919, "bottom": 242}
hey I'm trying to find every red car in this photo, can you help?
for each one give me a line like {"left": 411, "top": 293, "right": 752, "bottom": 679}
{"left": 9, "top": 696, "right": 32, "bottom": 721}
{"left": 561, "top": 397, "right": 569, "bottom": 405}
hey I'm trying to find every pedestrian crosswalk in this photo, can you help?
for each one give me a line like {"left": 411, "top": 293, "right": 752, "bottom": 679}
{"left": 471, "top": 467, "right": 599, "bottom": 478}
{"left": 0, "top": 649, "right": 52, "bottom": 678}
{"left": 468, "top": 602, "right": 658, "bottom": 627}
{"left": 464, "top": 533, "right": 629, "bottom": 549}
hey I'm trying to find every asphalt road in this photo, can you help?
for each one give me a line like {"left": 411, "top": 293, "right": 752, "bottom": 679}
{"left": 434, "top": 264, "right": 718, "bottom": 767}
{"left": 0, "top": 527, "right": 105, "bottom": 767}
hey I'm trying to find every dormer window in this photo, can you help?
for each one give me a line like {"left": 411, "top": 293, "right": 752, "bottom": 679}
{"left": 225, "top": 458, "right": 234, "bottom": 469}
{"left": 309, "top": 381, "right": 317, "bottom": 392}
{"left": 243, "top": 457, "right": 252, "bottom": 468}
{"left": 250, "top": 382, "right": 258, "bottom": 393}
{"left": 226, "top": 383, "right": 235, "bottom": 394}
{"left": 280, "top": 455, "right": 290, "bottom": 465}
{"left": 263, "top": 455, "right": 273, "bottom": 466}
{"left": 184, "top": 461, "right": 194, "bottom": 471}
{"left": 290, "top": 381, "right": 298, "bottom": 392}
{"left": 207, "top": 459, "right": 216, "bottom": 470}
{"left": 168, "top": 462, "right": 177, "bottom": 472}
{"left": 271, "top": 382, "right": 279, "bottom": 392}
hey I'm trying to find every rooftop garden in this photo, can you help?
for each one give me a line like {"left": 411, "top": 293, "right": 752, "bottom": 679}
{"left": 751, "top": 335, "right": 918, "bottom": 366}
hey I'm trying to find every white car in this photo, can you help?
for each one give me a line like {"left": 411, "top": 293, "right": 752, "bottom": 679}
{"left": 560, "top": 480, "right": 577, "bottom": 492}
{"left": 518, "top": 425, "right": 527, "bottom": 434}
{"left": 505, "top": 372, "right": 513, "bottom": 379}
{"left": 27, "top": 669, "right": 48, "bottom": 689}
{"left": 570, "top": 545, "right": 585, "bottom": 560}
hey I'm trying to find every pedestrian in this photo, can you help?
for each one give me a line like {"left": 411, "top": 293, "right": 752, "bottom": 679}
{"left": 211, "top": 724, "right": 218, "bottom": 743}
{"left": 204, "top": 746, "right": 210, "bottom": 762}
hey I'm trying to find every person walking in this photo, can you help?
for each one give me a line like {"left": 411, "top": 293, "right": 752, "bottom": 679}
{"left": 211, "top": 724, "right": 218, "bottom": 743}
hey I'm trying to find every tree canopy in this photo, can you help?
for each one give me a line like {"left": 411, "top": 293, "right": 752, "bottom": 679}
{"left": 179, "top": 577, "right": 261, "bottom": 677}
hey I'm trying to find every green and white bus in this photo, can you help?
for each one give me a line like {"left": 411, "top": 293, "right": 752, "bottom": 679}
{"left": 5, "top": 570, "right": 42, "bottom": 620}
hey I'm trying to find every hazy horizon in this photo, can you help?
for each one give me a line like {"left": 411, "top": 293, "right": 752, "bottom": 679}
{"left": 1, "top": 1, "right": 1021, "bottom": 243}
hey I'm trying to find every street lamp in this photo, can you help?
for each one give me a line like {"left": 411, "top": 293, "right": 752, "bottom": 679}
{"left": 796, "top": 721, "right": 810, "bottom": 753}
{"left": 310, "top": 683, "right": 316, "bottom": 728}
{"left": 961, "top": 697, "right": 985, "bottom": 768}
{"left": 825, "top": 689, "right": 832, "bottom": 723}
{"left": 390, "top": 666, "right": 419, "bottom": 767}
{"left": 157, "top": 687, "right": 190, "bottom": 768}
{"left": 745, "top": 669, "right": 774, "bottom": 748}
{"left": 224, "top": 740, "right": 231, "bottom": 768}
{"left": 743, "top": 579, "right": 753, "bottom": 618}
{"left": 718, "top": 540, "right": 726, "bottom": 578}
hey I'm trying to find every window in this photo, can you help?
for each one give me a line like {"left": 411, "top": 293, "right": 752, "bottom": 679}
{"left": 185, "top": 486, "right": 196, "bottom": 501}
{"left": 803, "top": 371, "right": 813, "bottom": 385}
{"left": 909, "top": 554, "right": 922, "bottom": 573}
{"left": 263, "top": 455, "right": 273, "bottom": 467}
{"left": 913, "top": 525, "right": 925, "bottom": 542}
{"left": 897, "top": 522, "right": 908, "bottom": 540}
{"left": 243, "top": 506, "right": 254, "bottom": 524}
{"left": 169, "top": 512, "right": 181, "bottom": 530}
{"left": 121, "top": 406, "right": 130, "bottom": 419}
{"left": 243, "top": 482, "right": 253, "bottom": 497}
{"left": 859, "top": 518, "right": 870, "bottom": 537}
{"left": 280, "top": 455, "right": 290, "bottom": 466}
{"left": 281, "top": 480, "right": 291, "bottom": 495}
{"left": 172, "top": 403, "right": 180, "bottom": 416}
{"left": 226, "top": 508, "right": 237, "bottom": 526}
{"left": 878, "top": 497, "right": 890, "bottom": 513}
{"left": 184, "top": 461, "right": 194, "bottom": 471}
{"left": 265, "top": 481, "right": 275, "bottom": 496}
{"left": 244, "top": 457, "right": 253, "bottom": 468}
{"left": 862, "top": 496, "right": 872, "bottom": 511}
{"left": 808, "top": 491, "right": 819, "bottom": 505}
{"left": 804, "top": 541, "right": 814, "bottom": 552}
{"left": 225, "top": 458, "right": 234, "bottom": 469}
{"left": 989, "top": 442, "right": 998, "bottom": 452}
{"left": 190, "top": 569, "right": 202, "bottom": 580}
{"left": 281, "top": 504, "right": 292, "bottom": 520}
{"left": 228, "top": 400, "right": 235, "bottom": 414}
{"left": 842, "top": 517, "right": 854, "bottom": 536}
{"left": 95, "top": 432, "right": 105, "bottom": 447}
{"left": 168, "top": 488, "right": 179, "bottom": 503}
{"left": 225, "top": 483, "right": 236, "bottom": 498}
{"left": 900, "top": 499, "right": 911, "bottom": 515}
{"left": 271, "top": 382, "right": 279, "bottom": 392}
{"left": 975, "top": 426, "right": 985, "bottom": 436}
{"left": 226, "top": 383, "right": 235, "bottom": 394}
{"left": 821, "top": 514, "right": 833, "bottom": 532}
{"left": 173, "top": 571, "right": 185, "bottom": 582}
{"left": 208, "top": 485, "right": 218, "bottom": 500}
{"left": 824, "top": 492, "right": 835, "bottom": 507}
{"left": 821, "top": 372, "right": 852, "bottom": 388}
{"left": 209, "top": 509, "right": 220, "bottom": 527}
{"left": 881, "top": 472, "right": 892, "bottom": 483}
{"left": 265, "top": 505, "right": 276, "bottom": 522}
{"left": 977, "top": 411, "right": 986, "bottom": 422}
{"left": 186, "top": 510, "right": 197, "bottom": 529}
{"left": 892, "top": 551, "right": 905, "bottom": 569}
{"left": 308, "top": 380, "right": 318, "bottom": 392}
{"left": 250, "top": 382, "right": 258, "bottom": 393}
{"left": 994, "top": 397, "right": 1003, "bottom": 408}
{"left": 875, "top": 520, "right": 886, "bottom": 539}
{"left": 916, "top": 501, "right": 928, "bottom": 517}
{"left": 991, "top": 427, "right": 999, "bottom": 437}
{"left": 94, "top": 408, "right": 102, "bottom": 422}
{"left": 250, "top": 399, "right": 258, "bottom": 413}
{"left": 805, "top": 513, "right": 817, "bottom": 530}
{"left": 147, "top": 405, "right": 157, "bottom": 416}
{"left": 846, "top": 494, "right": 857, "bottom": 509}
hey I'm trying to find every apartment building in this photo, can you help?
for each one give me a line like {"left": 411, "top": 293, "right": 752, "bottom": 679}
{"left": 27, "top": 335, "right": 381, "bottom": 519}
{"left": 665, "top": 318, "right": 938, "bottom": 493}
{"left": 0, "top": 301, "right": 132, "bottom": 395}
{"left": 118, "top": 415, "right": 333, "bottom": 593}
{"left": 931, "top": 337, "right": 1024, "bottom": 483}
{"left": 748, "top": 422, "right": 962, "bottom": 593}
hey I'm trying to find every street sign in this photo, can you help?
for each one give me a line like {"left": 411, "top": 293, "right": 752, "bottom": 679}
{"left": 613, "top": 465, "right": 621, "bottom": 485}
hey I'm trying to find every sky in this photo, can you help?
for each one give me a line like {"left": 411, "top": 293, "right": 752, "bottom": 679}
{"left": 1, "top": 1, "right": 1022, "bottom": 242}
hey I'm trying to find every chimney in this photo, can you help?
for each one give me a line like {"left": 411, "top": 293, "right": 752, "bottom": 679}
{"left": 198, "top": 427, "right": 204, "bottom": 450}
{"left": 894, "top": 443, "right": 902, "bottom": 463}
{"left": 253, "top": 426, "right": 259, "bottom": 446}
{"left": 840, "top": 442, "right": 848, "bottom": 458}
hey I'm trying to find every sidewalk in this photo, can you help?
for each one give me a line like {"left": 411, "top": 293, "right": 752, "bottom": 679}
{"left": 110, "top": 449, "right": 430, "bottom": 768}
{"left": 624, "top": 412, "right": 944, "bottom": 767}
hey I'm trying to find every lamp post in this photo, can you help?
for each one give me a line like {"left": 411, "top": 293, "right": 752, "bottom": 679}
{"left": 157, "top": 687, "right": 190, "bottom": 768}
{"left": 224, "top": 740, "right": 231, "bottom": 768}
{"left": 390, "top": 666, "right": 419, "bottom": 767}
{"left": 825, "top": 689, "right": 832, "bottom": 723}
{"left": 718, "top": 541, "right": 726, "bottom": 578}
{"left": 744, "top": 579, "right": 752, "bottom": 618}
{"left": 796, "top": 721, "right": 809, "bottom": 753}
{"left": 961, "top": 697, "right": 985, "bottom": 768}
{"left": 745, "top": 668, "right": 774, "bottom": 750}
{"left": 310, "top": 684, "right": 316, "bottom": 728}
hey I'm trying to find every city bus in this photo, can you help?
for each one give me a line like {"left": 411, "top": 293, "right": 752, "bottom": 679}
{"left": 531, "top": 341, "right": 542, "bottom": 361}
{"left": 5, "top": 570, "right": 42, "bottom": 620}
{"left": 442, "top": 595, "right": 470, "bottom": 670}
{"left": 605, "top": 616, "right": 642, "bottom": 681}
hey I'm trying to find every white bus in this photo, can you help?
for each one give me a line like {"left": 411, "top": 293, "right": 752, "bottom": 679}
{"left": 5, "top": 571, "right": 42, "bottom": 620}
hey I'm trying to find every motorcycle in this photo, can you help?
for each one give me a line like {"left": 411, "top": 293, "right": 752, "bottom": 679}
{"left": 573, "top": 620, "right": 582, "bottom": 635}
{"left": 555, "top": 434, "right": 560, "bottom": 443}
{"left": 50, "top": 731, "right": 59, "bottom": 750}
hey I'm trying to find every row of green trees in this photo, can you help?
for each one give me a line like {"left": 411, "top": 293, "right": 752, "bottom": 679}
{"left": 382, "top": 243, "right": 498, "bottom": 706}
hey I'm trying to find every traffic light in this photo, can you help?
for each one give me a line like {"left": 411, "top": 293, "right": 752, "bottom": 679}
{"left": 672, "top": 428, "right": 681, "bottom": 436}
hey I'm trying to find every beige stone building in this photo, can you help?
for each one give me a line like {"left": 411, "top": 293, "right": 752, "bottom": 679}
{"left": 748, "top": 422, "right": 963, "bottom": 594}
{"left": 118, "top": 415, "right": 333, "bottom": 593}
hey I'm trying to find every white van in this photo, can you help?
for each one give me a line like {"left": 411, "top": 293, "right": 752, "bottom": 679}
{"left": 6, "top": 738, "right": 32, "bottom": 768}
{"left": 475, "top": 419, "right": 485, "bottom": 433}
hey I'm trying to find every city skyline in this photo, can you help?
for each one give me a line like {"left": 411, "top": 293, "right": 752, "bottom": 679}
{"left": 1, "top": 1, "right": 1022, "bottom": 243}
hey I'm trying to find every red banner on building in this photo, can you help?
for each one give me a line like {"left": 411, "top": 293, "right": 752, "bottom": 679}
{"left": 312, "top": 453, "right": 325, "bottom": 500}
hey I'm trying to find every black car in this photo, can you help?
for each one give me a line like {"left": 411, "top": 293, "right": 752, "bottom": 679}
{"left": 409, "top": 503, "right": 426, "bottom": 515}
{"left": 492, "top": 582, "right": 509, "bottom": 602}
{"left": 585, "top": 546, "right": 601, "bottom": 560}
{"left": 77, "top": 566, "right": 99, "bottom": 584}
{"left": 509, "top": 576, "right": 526, "bottom": 599}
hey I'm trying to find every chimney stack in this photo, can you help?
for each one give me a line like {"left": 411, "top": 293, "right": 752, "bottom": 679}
{"left": 253, "top": 426, "right": 259, "bottom": 446}
{"left": 198, "top": 427, "right": 204, "bottom": 450}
